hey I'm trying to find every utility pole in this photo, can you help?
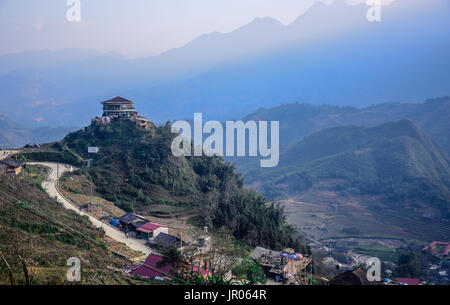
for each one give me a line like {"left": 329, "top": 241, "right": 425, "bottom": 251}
{"left": 180, "top": 231, "right": 183, "bottom": 248}
{"left": 88, "top": 182, "right": 93, "bottom": 211}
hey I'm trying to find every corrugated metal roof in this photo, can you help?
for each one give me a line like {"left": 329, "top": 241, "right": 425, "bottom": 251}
{"left": 0, "top": 158, "right": 21, "bottom": 168}
{"left": 154, "top": 232, "right": 187, "bottom": 248}
{"left": 119, "top": 212, "right": 139, "bottom": 224}
{"left": 136, "top": 222, "right": 167, "bottom": 233}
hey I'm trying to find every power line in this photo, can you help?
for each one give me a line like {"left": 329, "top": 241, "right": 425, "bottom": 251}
{"left": 0, "top": 189, "right": 107, "bottom": 251}
{"left": 0, "top": 189, "right": 188, "bottom": 285}
{"left": 0, "top": 220, "right": 132, "bottom": 284}
{"left": 0, "top": 220, "right": 73, "bottom": 257}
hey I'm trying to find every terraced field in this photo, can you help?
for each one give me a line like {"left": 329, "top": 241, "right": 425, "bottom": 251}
{"left": 281, "top": 199, "right": 450, "bottom": 244}
{"left": 370, "top": 209, "right": 450, "bottom": 242}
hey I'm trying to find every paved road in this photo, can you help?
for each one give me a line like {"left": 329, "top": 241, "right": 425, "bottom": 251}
{"left": 28, "top": 162, "right": 152, "bottom": 255}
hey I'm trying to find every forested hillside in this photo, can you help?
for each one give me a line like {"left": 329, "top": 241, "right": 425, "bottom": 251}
{"left": 58, "top": 120, "right": 299, "bottom": 250}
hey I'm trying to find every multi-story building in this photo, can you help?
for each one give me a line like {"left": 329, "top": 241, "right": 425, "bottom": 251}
{"left": 101, "top": 96, "right": 137, "bottom": 119}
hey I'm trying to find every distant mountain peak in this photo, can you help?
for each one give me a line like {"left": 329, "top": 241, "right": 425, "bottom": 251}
{"left": 248, "top": 16, "right": 284, "bottom": 25}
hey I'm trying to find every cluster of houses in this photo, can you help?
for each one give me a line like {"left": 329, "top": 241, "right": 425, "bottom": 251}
{"left": 0, "top": 158, "right": 22, "bottom": 175}
{"left": 380, "top": 241, "right": 449, "bottom": 285}
{"left": 111, "top": 212, "right": 189, "bottom": 250}
{"left": 113, "top": 212, "right": 213, "bottom": 281}
{"left": 329, "top": 240, "right": 450, "bottom": 285}
{"left": 422, "top": 241, "right": 450, "bottom": 285}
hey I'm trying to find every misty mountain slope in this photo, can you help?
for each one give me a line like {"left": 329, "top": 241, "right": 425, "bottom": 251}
{"left": 0, "top": 0, "right": 449, "bottom": 126}
{"left": 0, "top": 113, "right": 76, "bottom": 148}
{"left": 135, "top": 0, "right": 450, "bottom": 122}
{"left": 246, "top": 119, "right": 450, "bottom": 218}
{"left": 239, "top": 96, "right": 450, "bottom": 155}
{"left": 0, "top": 49, "right": 111, "bottom": 76}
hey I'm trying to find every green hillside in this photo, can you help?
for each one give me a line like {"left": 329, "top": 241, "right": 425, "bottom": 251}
{"left": 0, "top": 169, "right": 142, "bottom": 285}
{"left": 246, "top": 119, "right": 450, "bottom": 219}
{"left": 57, "top": 119, "right": 299, "bottom": 250}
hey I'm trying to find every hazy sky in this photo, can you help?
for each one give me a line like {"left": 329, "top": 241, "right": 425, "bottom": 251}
{"left": 0, "top": 0, "right": 397, "bottom": 58}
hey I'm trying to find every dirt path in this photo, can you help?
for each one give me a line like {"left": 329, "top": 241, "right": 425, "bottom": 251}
{"left": 28, "top": 162, "right": 152, "bottom": 255}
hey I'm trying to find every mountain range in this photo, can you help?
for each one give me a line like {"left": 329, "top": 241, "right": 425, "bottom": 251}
{"left": 0, "top": 0, "right": 449, "bottom": 127}
{"left": 242, "top": 96, "right": 450, "bottom": 155}
{"left": 0, "top": 112, "right": 75, "bottom": 148}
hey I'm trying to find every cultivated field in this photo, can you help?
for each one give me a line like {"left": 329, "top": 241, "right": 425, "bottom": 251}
{"left": 280, "top": 197, "right": 450, "bottom": 252}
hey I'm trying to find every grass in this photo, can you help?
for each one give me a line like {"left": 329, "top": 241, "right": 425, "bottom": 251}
{"left": 0, "top": 172, "right": 148, "bottom": 285}
{"left": 22, "top": 164, "right": 49, "bottom": 187}
{"left": 352, "top": 245, "right": 399, "bottom": 262}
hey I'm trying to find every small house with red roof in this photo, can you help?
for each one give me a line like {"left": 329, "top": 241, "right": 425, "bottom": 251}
{"left": 136, "top": 222, "right": 169, "bottom": 241}
{"left": 125, "top": 254, "right": 212, "bottom": 282}
{"left": 126, "top": 254, "right": 172, "bottom": 279}
{"left": 423, "top": 241, "right": 450, "bottom": 257}
{"left": 396, "top": 278, "right": 421, "bottom": 285}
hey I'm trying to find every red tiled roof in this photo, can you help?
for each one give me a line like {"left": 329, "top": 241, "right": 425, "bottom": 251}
{"left": 129, "top": 254, "right": 171, "bottom": 278}
{"left": 396, "top": 278, "right": 420, "bottom": 285}
{"left": 101, "top": 96, "right": 134, "bottom": 105}
{"left": 423, "top": 241, "right": 450, "bottom": 256}
{"left": 136, "top": 222, "right": 167, "bottom": 233}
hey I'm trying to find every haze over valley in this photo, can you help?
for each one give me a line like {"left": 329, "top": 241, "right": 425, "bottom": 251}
{"left": 0, "top": 0, "right": 449, "bottom": 286}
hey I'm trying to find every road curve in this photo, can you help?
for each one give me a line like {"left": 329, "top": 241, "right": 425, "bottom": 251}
{"left": 28, "top": 162, "right": 151, "bottom": 255}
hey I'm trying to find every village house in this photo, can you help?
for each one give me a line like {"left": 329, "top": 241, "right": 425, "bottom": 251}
{"left": 134, "top": 117, "right": 153, "bottom": 130}
{"left": 0, "top": 158, "right": 22, "bottom": 175}
{"left": 251, "top": 246, "right": 312, "bottom": 284}
{"left": 396, "top": 277, "right": 421, "bottom": 285}
{"left": 329, "top": 268, "right": 373, "bottom": 285}
{"left": 423, "top": 241, "right": 450, "bottom": 257}
{"left": 125, "top": 254, "right": 211, "bottom": 281}
{"left": 118, "top": 212, "right": 148, "bottom": 234}
{"left": 151, "top": 232, "right": 189, "bottom": 249}
{"left": 136, "top": 222, "right": 169, "bottom": 241}
{"left": 125, "top": 254, "right": 172, "bottom": 280}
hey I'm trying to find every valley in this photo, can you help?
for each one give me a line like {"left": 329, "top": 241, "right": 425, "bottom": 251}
{"left": 1, "top": 0, "right": 449, "bottom": 288}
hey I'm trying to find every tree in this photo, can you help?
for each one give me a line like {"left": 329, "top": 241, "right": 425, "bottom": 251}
{"left": 205, "top": 228, "right": 247, "bottom": 282}
{"left": 396, "top": 247, "right": 421, "bottom": 278}
{"left": 232, "top": 258, "right": 266, "bottom": 285}
{"left": 157, "top": 247, "right": 184, "bottom": 271}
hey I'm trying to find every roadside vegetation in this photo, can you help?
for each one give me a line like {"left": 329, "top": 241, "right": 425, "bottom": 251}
{"left": 19, "top": 119, "right": 304, "bottom": 252}
{"left": 0, "top": 172, "right": 145, "bottom": 285}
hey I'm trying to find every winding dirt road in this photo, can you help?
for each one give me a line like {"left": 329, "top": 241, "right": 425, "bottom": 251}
{"left": 29, "top": 162, "right": 152, "bottom": 255}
